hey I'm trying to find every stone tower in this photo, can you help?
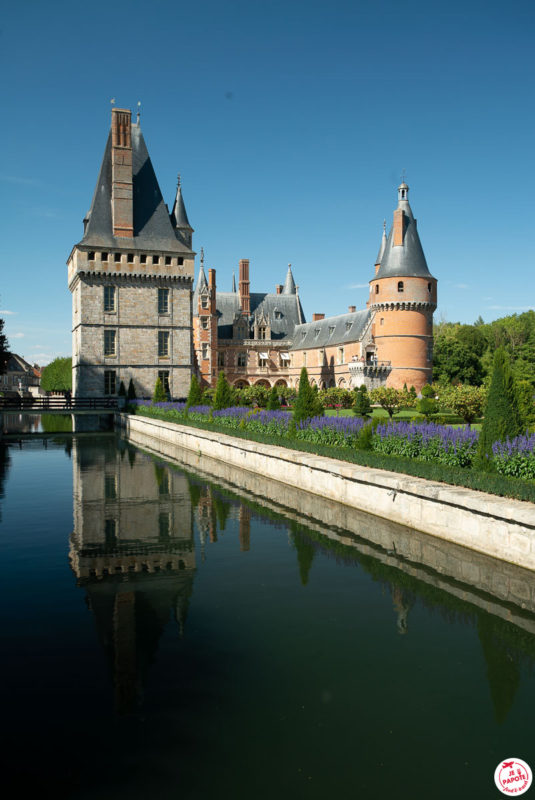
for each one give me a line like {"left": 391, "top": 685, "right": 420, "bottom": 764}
{"left": 192, "top": 250, "right": 219, "bottom": 387}
{"left": 67, "top": 107, "right": 195, "bottom": 399}
{"left": 368, "top": 183, "right": 437, "bottom": 391}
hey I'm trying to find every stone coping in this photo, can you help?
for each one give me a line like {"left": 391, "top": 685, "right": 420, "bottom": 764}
{"left": 118, "top": 413, "right": 535, "bottom": 570}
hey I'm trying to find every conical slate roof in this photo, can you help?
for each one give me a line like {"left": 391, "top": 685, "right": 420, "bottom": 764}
{"left": 170, "top": 181, "right": 192, "bottom": 231}
{"left": 282, "top": 264, "right": 296, "bottom": 294}
{"left": 375, "top": 223, "right": 387, "bottom": 265}
{"left": 375, "top": 185, "right": 434, "bottom": 279}
{"left": 78, "top": 123, "right": 192, "bottom": 254}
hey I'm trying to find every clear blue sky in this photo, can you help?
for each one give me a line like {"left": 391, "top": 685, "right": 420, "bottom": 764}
{"left": 1, "top": 0, "right": 534, "bottom": 364}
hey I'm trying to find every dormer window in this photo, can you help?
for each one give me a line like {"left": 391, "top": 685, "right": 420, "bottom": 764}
{"left": 88, "top": 251, "right": 95, "bottom": 262}
{"left": 397, "top": 281, "right": 404, "bottom": 293}
{"left": 314, "top": 328, "right": 320, "bottom": 338}
{"left": 345, "top": 322, "right": 352, "bottom": 332}
{"left": 258, "top": 326, "right": 267, "bottom": 340}
{"left": 328, "top": 326, "right": 335, "bottom": 336}
{"left": 201, "top": 296, "right": 209, "bottom": 309}
{"left": 301, "top": 331, "right": 307, "bottom": 340}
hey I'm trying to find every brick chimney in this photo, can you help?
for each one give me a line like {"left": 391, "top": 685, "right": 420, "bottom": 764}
{"left": 312, "top": 313, "right": 325, "bottom": 321}
{"left": 393, "top": 208, "right": 405, "bottom": 247}
{"left": 276, "top": 285, "right": 283, "bottom": 294}
{"left": 111, "top": 108, "right": 134, "bottom": 238}
{"left": 348, "top": 305, "right": 356, "bottom": 313}
{"left": 239, "top": 259, "right": 250, "bottom": 315}
{"left": 208, "top": 268, "right": 216, "bottom": 313}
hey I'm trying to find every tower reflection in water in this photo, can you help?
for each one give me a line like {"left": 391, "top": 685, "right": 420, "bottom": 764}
{"left": 69, "top": 439, "right": 196, "bottom": 714}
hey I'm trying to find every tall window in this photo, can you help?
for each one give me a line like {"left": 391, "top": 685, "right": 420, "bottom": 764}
{"left": 201, "top": 295, "right": 209, "bottom": 309}
{"left": 218, "top": 351, "right": 225, "bottom": 367}
{"left": 338, "top": 347, "right": 344, "bottom": 364}
{"left": 104, "top": 370, "right": 116, "bottom": 395}
{"left": 158, "top": 287, "right": 169, "bottom": 314}
{"left": 104, "top": 329, "right": 116, "bottom": 356}
{"left": 201, "top": 317, "right": 209, "bottom": 330}
{"left": 201, "top": 343, "right": 209, "bottom": 360}
{"left": 104, "top": 285, "right": 116, "bottom": 312}
{"left": 158, "top": 330, "right": 170, "bottom": 357}
{"left": 237, "top": 352, "right": 246, "bottom": 367}
{"left": 259, "top": 354, "right": 268, "bottom": 367}
{"left": 158, "top": 370, "right": 170, "bottom": 395}
{"left": 258, "top": 326, "right": 266, "bottom": 340}
{"left": 397, "top": 281, "right": 404, "bottom": 293}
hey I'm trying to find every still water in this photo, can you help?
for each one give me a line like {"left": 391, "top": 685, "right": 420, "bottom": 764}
{"left": 1, "top": 434, "right": 534, "bottom": 799}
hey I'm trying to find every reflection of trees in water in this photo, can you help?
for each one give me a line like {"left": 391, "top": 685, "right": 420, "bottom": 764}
{"left": 0, "top": 443, "right": 11, "bottom": 523}
{"left": 40, "top": 414, "right": 72, "bottom": 433}
{"left": 290, "top": 523, "right": 316, "bottom": 586}
{"left": 478, "top": 615, "right": 522, "bottom": 724}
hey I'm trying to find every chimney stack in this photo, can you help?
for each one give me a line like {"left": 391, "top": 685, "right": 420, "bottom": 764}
{"left": 393, "top": 208, "right": 405, "bottom": 247}
{"left": 111, "top": 108, "right": 134, "bottom": 238}
{"left": 208, "top": 268, "right": 216, "bottom": 313}
{"left": 348, "top": 305, "right": 356, "bottom": 313}
{"left": 239, "top": 259, "right": 250, "bottom": 315}
{"left": 312, "top": 313, "right": 325, "bottom": 321}
{"left": 276, "top": 285, "right": 283, "bottom": 294}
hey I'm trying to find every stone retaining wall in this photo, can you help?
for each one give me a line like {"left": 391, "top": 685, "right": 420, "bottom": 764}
{"left": 118, "top": 413, "right": 535, "bottom": 571}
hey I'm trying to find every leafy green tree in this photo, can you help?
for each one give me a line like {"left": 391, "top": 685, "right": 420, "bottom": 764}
{"left": 353, "top": 384, "right": 371, "bottom": 417}
{"left": 293, "top": 367, "right": 323, "bottom": 423}
{"left": 152, "top": 377, "right": 167, "bottom": 404}
{"left": 40, "top": 357, "right": 72, "bottom": 392}
{"left": 515, "top": 380, "right": 535, "bottom": 427}
{"left": 127, "top": 378, "right": 137, "bottom": 401}
{"left": 212, "top": 371, "right": 233, "bottom": 410}
{"left": 370, "top": 386, "right": 404, "bottom": 418}
{"left": 266, "top": 385, "right": 281, "bottom": 410}
{"left": 433, "top": 337, "right": 484, "bottom": 385}
{"left": 416, "top": 384, "right": 439, "bottom": 419}
{"left": 440, "top": 384, "right": 487, "bottom": 426}
{"left": 0, "top": 318, "right": 9, "bottom": 375}
{"left": 186, "top": 373, "right": 203, "bottom": 409}
{"left": 477, "top": 348, "right": 523, "bottom": 467}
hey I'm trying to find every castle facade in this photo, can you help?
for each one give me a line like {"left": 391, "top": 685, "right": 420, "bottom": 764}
{"left": 70, "top": 107, "right": 436, "bottom": 398}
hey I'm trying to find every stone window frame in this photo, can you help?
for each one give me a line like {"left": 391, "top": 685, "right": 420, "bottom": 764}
{"left": 237, "top": 352, "right": 247, "bottom": 367}
{"left": 258, "top": 326, "right": 267, "bottom": 340}
{"left": 158, "top": 370, "right": 170, "bottom": 395}
{"left": 201, "top": 316, "right": 209, "bottom": 330}
{"left": 201, "top": 343, "right": 209, "bottom": 360}
{"left": 158, "top": 287, "right": 170, "bottom": 315}
{"left": 104, "top": 329, "right": 117, "bottom": 357}
{"left": 158, "top": 330, "right": 170, "bottom": 358}
{"left": 258, "top": 354, "right": 268, "bottom": 368}
{"left": 104, "top": 369, "right": 116, "bottom": 395}
{"left": 201, "top": 295, "right": 209, "bottom": 310}
{"left": 104, "top": 285, "right": 116, "bottom": 313}
{"left": 338, "top": 346, "right": 345, "bottom": 365}
{"left": 217, "top": 351, "right": 225, "bottom": 367}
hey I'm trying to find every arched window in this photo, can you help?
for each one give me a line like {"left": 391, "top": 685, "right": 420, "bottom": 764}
{"left": 375, "top": 285, "right": 379, "bottom": 294}
{"left": 397, "top": 281, "right": 404, "bottom": 293}
{"left": 428, "top": 282, "right": 431, "bottom": 292}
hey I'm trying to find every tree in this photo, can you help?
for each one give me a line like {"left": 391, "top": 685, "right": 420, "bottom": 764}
{"left": 293, "top": 367, "right": 323, "bottom": 423}
{"left": 416, "top": 384, "right": 438, "bottom": 419}
{"left": 0, "top": 318, "right": 9, "bottom": 375}
{"left": 352, "top": 384, "right": 371, "bottom": 417}
{"left": 40, "top": 357, "right": 72, "bottom": 392}
{"left": 370, "top": 386, "right": 404, "bottom": 418}
{"left": 186, "top": 374, "right": 203, "bottom": 409}
{"left": 127, "top": 378, "right": 137, "bottom": 401}
{"left": 516, "top": 380, "right": 535, "bottom": 427}
{"left": 440, "top": 384, "right": 487, "bottom": 426}
{"left": 433, "top": 337, "right": 484, "bottom": 385}
{"left": 118, "top": 380, "right": 126, "bottom": 397}
{"left": 266, "top": 385, "right": 281, "bottom": 410}
{"left": 477, "top": 348, "right": 523, "bottom": 467}
{"left": 212, "top": 371, "right": 233, "bottom": 410}
{"left": 152, "top": 376, "right": 167, "bottom": 404}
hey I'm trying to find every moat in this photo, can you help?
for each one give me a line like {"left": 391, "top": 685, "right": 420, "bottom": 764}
{"left": 1, "top": 432, "right": 534, "bottom": 799}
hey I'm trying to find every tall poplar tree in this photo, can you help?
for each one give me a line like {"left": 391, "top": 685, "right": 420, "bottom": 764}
{"left": 477, "top": 347, "right": 523, "bottom": 467}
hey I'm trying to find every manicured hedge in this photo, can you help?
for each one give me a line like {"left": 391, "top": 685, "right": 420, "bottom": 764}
{"left": 130, "top": 405, "right": 535, "bottom": 503}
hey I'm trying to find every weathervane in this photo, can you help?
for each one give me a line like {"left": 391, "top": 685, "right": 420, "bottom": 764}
{"left": 177, "top": 173, "right": 181, "bottom": 188}
{"left": 200, "top": 247, "right": 204, "bottom": 268}
{"left": 137, "top": 100, "right": 141, "bottom": 123}
{"left": 401, "top": 168, "right": 407, "bottom": 184}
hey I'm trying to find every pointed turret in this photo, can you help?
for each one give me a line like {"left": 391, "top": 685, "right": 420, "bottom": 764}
{"left": 195, "top": 248, "right": 207, "bottom": 292}
{"left": 375, "top": 220, "right": 387, "bottom": 272}
{"left": 376, "top": 182, "right": 433, "bottom": 279}
{"left": 232, "top": 272, "right": 237, "bottom": 292}
{"left": 282, "top": 263, "right": 296, "bottom": 294}
{"left": 170, "top": 175, "right": 193, "bottom": 248}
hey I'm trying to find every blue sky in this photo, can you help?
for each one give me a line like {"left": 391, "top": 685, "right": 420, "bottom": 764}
{"left": 1, "top": 0, "right": 534, "bottom": 364}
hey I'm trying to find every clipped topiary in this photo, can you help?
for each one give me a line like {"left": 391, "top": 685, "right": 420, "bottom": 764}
{"left": 152, "top": 377, "right": 167, "bottom": 404}
{"left": 293, "top": 367, "right": 324, "bottom": 424}
{"left": 118, "top": 380, "right": 126, "bottom": 397}
{"left": 186, "top": 373, "right": 203, "bottom": 410}
{"left": 127, "top": 378, "right": 137, "bottom": 401}
{"left": 477, "top": 347, "right": 523, "bottom": 468}
{"left": 266, "top": 385, "right": 281, "bottom": 410}
{"left": 353, "top": 384, "right": 372, "bottom": 417}
{"left": 212, "top": 371, "right": 233, "bottom": 410}
{"left": 416, "top": 384, "right": 438, "bottom": 419}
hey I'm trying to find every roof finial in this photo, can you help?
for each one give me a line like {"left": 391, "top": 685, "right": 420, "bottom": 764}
{"left": 177, "top": 173, "right": 181, "bottom": 188}
{"left": 200, "top": 247, "right": 204, "bottom": 268}
{"left": 110, "top": 97, "right": 115, "bottom": 106}
{"left": 383, "top": 218, "right": 386, "bottom": 232}
{"left": 401, "top": 168, "right": 406, "bottom": 184}
{"left": 136, "top": 101, "right": 141, "bottom": 124}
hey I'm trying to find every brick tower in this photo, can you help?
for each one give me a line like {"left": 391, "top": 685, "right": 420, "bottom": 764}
{"left": 368, "top": 182, "right": 437, "bottom": 391}
{"left": 192, "top": 249, "right": 218, "bottom": 387}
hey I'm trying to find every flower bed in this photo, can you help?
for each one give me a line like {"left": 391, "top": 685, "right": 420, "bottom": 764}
{"left": 373, "top": 420, "right": 479, "bottom": 467}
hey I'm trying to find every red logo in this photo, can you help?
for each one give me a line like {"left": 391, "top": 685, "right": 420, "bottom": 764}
{"left": 494, "top": 758, "right": 532, "bottom": 795}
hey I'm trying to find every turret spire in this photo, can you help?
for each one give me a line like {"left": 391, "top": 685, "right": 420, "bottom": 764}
{"left": 170, "top": 175, "right": 193, "bottom": 247}
{"left": 232, "top": 271, "right": 237, "bottom": 292}
{"left": 282, "top": 263, "right": 296, "bottom": 295}
{"left": 375, "top": 220, "right": 387, "bottom": 265}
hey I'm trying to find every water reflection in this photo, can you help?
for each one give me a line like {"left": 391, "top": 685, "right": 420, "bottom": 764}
{"left": 69, "top": 436, "right": 535, "bottom": 727}
{"left": 0, "top": 442, "right": 10, "bottom": 522}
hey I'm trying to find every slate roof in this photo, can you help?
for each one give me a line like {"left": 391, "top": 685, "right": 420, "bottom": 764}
{"left": 375, "top": 190, "right": 434, "bottom": 279}
{"left": 282, "top": 265, "right": 296, "bottom": 294}
{"left": 5, "top": 353, "right": 34, "bottom": 373}
{"left": 78, "top": 124, "right": 192, "bottom": 254}
{"left": 170, "top": 183, "right": 192, "bottom": 231}
{"left": 290, "top": 309, "right": 371, "bottom": 350}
